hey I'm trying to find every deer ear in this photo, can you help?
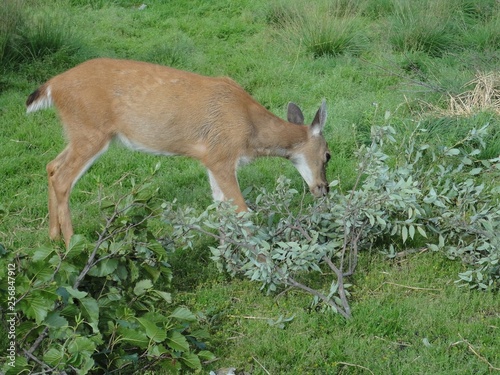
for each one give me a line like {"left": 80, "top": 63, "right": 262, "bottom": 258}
{"left": 311, "top": 100, "right": 327, "bottom": 136}
{"left": 287, "top": 102, "right": 305, "bottom": 125}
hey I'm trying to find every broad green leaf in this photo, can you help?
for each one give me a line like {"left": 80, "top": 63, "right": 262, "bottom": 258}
{"left": 166, "top": 331, "right": 189, "bottom": 352}
{"left": 129, "top": 260, "right": 139, "bottom": 282}
{"left": 481, "top": 220, "right": 493, "bottom": 232}
{"left": 4, "top": 356, "right": 29, "bottom": 375}
{"left": 134, "top": 279, "right": 153, "bottom": 296}
{"left": 68, "top": 336, "right": 97, "bottom": 354}
{"left": 469, "top": 167, "right": 482, "bottom": 175}
{"left": 189, "top": 329, "right": 211, "bottom": 340}
{"left": 65, "top": 286, "right": 88, "bottom": 299}
{"left": 169, "top": 307, "right": 197, "bottom": 322}
{"left": 409, "top": 225, "right": 415, "bottom": 240}
{"left": 402, "top": 226, "right": 408, "bottom": 243}
{"left": 445, "top": 148, "right": 460, "bottom": 156}
{"left": 80, "top": 296, "right": 100, "bottom": 333}
{"left": 376, "top": 216, "right": 386, "bottom": 228}
{"left": 181, "top": 352, "right": 202, "bottom": 370}
{"left": 153, "top": 290, "right": 172, "bottom": 303}
{"left": 143, "top": 264, "right": 162, "bottom": 283}
{"left": 428, "top": 244, "right": 439, "bottom": 252}
{"left": 148, "top": 240, "right": 168, "bottom": 258}
{"left": 66, "top": 234, "right": 86, "bottom": 259}
{"left": 461, "top": 156, "right": 473, "bottom": 165}
{"left": 43, "top": 347, "right": 64, "bottom": 366}
{"left": 137, "top": 318, "right": 167, "bottom": 343}
{"left": 148, "top": 344, "right": 168, "bottom": 357}
{"left": 366, "top": 213, "right": 375, "bottom": 226}
{"left": 198, "top": 350, "right": 216, "bottom": 361}
{"left": 60, "top": 303, "right": 79, "bottom": 318}
{"left": 104, "top": 287, "right": 122, "bottom": 301}
{"left": 22, "top": 293, "right": 54, "bottom": 324}
{"left": 76, "top": 357, "right": 95, "bottom": 375}
{"left": 45, "top": 311, "right": 68, "bottom": 328}
{"left": 439, "top": 235, "right": 445, "bottom": 248}
{"left": 32, "top": 246, "right": 55, "bottom": 262}
{"left": 117, "top": 326, "right": 149, "bottom": 348}
{"left": 417, "top": 226, "right": 427, "bottom": 238}
{"left": 31, "top": 262, "right": 55, "bottom": 284}
{"left": 88, "top": 258, "right": 119, "bottom": 277}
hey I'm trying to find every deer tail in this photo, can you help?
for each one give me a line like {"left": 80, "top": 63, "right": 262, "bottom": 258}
{"left": 26, "top": 84, "right": 53, "bottom": 113}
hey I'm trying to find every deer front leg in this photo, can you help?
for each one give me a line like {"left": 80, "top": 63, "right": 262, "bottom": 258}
{"left": 206, "top": 166, "right": 248, "bottom": 212}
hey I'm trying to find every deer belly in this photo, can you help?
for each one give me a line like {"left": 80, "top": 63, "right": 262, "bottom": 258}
{"left": 115, "top": 132, "right": 178, "bottom": 156}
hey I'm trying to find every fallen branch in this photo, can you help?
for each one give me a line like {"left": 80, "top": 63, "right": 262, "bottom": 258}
{"left": 374, "top": 282, "right": 441, "bottom": 292}
{"left": 449, "top": 335, "right": 500, "bottom": 372}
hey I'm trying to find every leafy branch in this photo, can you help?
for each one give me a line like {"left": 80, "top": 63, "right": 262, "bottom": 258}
{"left": 4, "top": 177, "right": 214, "bottom": 374}
{"left": 163, "top": 121, "right": 499, "bottom": 319}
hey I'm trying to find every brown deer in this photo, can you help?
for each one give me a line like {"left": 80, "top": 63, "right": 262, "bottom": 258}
{"left": 26, "top": 58, "right": 331, "bottom": 247}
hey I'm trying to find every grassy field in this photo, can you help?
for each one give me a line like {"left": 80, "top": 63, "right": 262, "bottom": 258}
{"left": 1, "top": 0, "right": 499, "bottom": 373}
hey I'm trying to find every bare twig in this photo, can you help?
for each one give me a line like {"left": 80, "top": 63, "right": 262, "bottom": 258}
{"left": 252, "top": 356, "right": 271, "bottom": 375}
{"left": 25, "top": 326, "right": 49, "bottom": 356}
{"left": 227, "top": 315, "right": 271, "bottom": 320}
{"left": 336, "top": 361, "right": 375, "bottom": 375}
{"left": 394, "top": 247, "right": 428, "bottom": 258}
{"left": 285, "top": 274, "right": 350, "bottom": 319}
{"left": 374, "top": 282, "right": 441, "bottom": 292}
{"left": 450, "top": 335, "right": 500, "bottom": 371}
{"left": 360, "top": 57, "right": 448, "bottom": 94}
{"left": 322, "top": 256, "right": 351, "bottom": 318}
{"left": 23, "top": 348, "right": 67, "bottom": 374}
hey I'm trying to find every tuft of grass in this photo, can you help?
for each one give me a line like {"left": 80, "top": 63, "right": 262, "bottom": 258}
{"left": 280, "top": 0, "right": 368, "bottom": 58}
{"left": 458, "top": 0, "right": 499, "bottom": 21}
{"left": 362, "top": 0, "right": 395, "bottom": 19}
{"left": 389, "top": 0, "right": 459, "bottom": 57}
{"left": 0, "top": 0, "right": 24, "bottom": 66}
{"left": 264, "top": 1, "right": 300, "bottom": 27}
{"left": 18, "top": 11, "right": 80, "bottom": 61}
{"left": 0, "top": 4, "right": 82, "bottom": 71}
{"left": 465, "top": 15, "right": 500, "bottom": 52}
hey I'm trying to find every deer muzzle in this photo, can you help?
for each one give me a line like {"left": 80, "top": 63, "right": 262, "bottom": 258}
{"left": 311, "top": 183, "right": 329, "bottom": 198}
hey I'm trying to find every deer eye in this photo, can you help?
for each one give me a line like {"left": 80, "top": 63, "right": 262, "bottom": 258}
{"left": 325, "top": 152, "right": 331, "bottom": 163}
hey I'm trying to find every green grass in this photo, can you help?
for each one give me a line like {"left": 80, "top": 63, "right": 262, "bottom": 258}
{"left": 275, "top": 0, "right": 369, "bottom": 58}
{"left": 172, "top": 250, "right": 499, "bottom": 374}
{"left": 0, "top": 0, "right": 499, "bottom": 373}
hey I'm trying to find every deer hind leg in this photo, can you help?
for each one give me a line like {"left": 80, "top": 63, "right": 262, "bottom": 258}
{"left": 206, "top": 165, "right": 248, "bottom": 212}
{"left": 47, "top": 139, "right": 110, "bottom": 247}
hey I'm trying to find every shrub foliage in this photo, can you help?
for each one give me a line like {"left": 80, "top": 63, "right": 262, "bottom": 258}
{"left": 165, "top": 120, "right": 499, "bottom": 319}
{"left": 1, "top": 174, "right": 213, "bottom": 374}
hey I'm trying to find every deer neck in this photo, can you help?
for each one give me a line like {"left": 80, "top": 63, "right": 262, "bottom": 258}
{"left": 249, "top": 108, "right": 308, "bottom": 159}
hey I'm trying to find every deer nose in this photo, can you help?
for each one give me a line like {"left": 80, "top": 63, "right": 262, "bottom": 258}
{"left": 311, "top": 183, "right": 329, "bottom": 197}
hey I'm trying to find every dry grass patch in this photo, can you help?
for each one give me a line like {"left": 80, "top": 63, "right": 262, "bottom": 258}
{"left": 443, "top": 72, "right": 500, "bottom": 116}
